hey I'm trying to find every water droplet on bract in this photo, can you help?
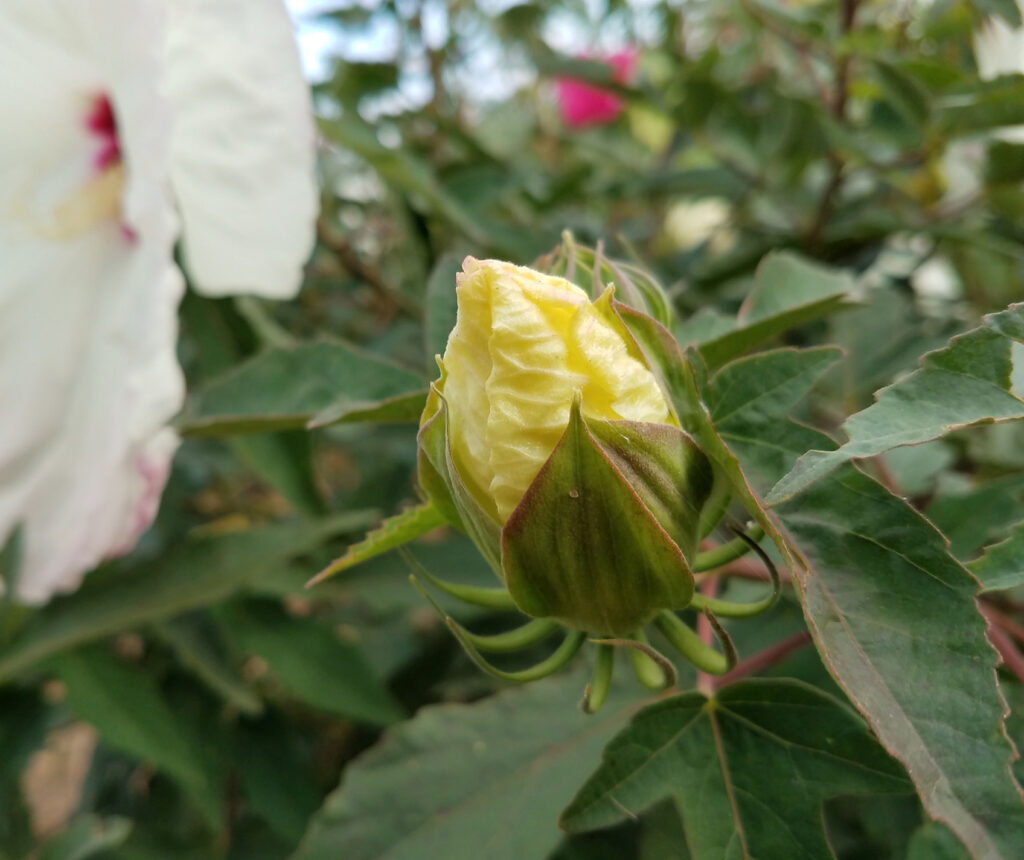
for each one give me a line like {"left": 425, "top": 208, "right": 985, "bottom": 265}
{"left": 569, "top": 489, "right": 580, "bottom": 499}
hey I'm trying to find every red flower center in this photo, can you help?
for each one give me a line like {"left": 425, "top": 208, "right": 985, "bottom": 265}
{"left": 85, "top": 94, "right": 121, "bottom": 171}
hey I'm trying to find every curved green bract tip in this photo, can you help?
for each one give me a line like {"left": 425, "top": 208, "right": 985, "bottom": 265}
{"left": 590, "top": 636, "right": 678, "bottom": 690}
{"left": 629, "top": 628, "right": 670, "bottom": 690}
{"left": 456, "top": 619, "right": 561, "bottom": 654}
{"left": 582, "top": 643, "right": 615, "bottom": 714}
{"left": 400, "top": 548, "right": 516, "bottom": 610}
{"left": 654, "top": 610, "right": 732, "bottom": 675}
{"left": 448, "top": 622, "right": 587, "bottom": 683}
{"left": 690, "top": 531, "right": 780, "bottom": 618}
{"left": 693, "top": 524, "right": 764, "bottom": 573}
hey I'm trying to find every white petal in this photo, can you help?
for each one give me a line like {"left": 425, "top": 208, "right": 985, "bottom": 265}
{"left": 0, "top": 0, "right": 184, "bottom": 603}
{"left": 165, "top": 0, "right": 317, "bottom": 299}
{"left": 0, "top": 230, "right": 185, "bottom": 605}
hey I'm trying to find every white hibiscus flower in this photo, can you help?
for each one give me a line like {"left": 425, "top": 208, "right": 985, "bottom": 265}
{"left": 0, "top": 0, "right": 317, "bottom": 604}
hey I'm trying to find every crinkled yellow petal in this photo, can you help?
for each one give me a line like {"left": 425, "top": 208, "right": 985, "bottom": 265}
{"left": 437, "top": 257, "right": 673, "bottom": 523}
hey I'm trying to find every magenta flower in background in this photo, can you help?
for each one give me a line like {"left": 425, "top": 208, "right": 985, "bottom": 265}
{"left": 555, "top": 51, "right": 636, "bottom": 128}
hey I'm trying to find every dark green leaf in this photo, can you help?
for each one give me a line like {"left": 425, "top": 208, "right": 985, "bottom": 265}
{"left": 562, "top": 680, "right": 909, "bottom": 858}
{"left": 293, "top": 668, "right": 637, "bottom": 860}
{"left": 0, "top": 515, "right": 373, "bottom": 684}
{"left": 150, "top": 616, "right": 263, "bottom": 716}
{"left": 870, "top": 59, "right": 932, "bottom": 128}
{"left": 706, "top": 347, "right": 1024, "bottom": 859}
{"left": 51, "top": 648, "right": 219, "bottom": 821}
{"left": 37, "top": 815, "right": 132, "bottom": 860}
{"left": 940, "top": 77, "right": 1024, "bottom": 135}
{"left": 180, "top": 341, "right": 426, "bottom": 436}
{"left": 968, "top": 523, "right": 1024, "bottom": 591}
{"left": 223, "top": 602, "right": 403, "bottom": 727}
{"left": 769, "top": 304, "right": 1024, "bottom": 503}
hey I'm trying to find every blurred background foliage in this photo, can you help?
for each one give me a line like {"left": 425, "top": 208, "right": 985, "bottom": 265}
{"left": 4, "top": 0, "right": 1024, "bottom": 857}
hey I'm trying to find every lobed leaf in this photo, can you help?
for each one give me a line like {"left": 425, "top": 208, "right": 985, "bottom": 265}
{"left": 707, "top": 347, "right": 1024, "bottom": 859}
{"left": 562, "top": 680, "right": 910, "bottom": 858}
{"left": 293, "top": 668, "right": 637, "bottom": 860}
{"left": 768, "top": 304, "right": 1024, "bottom": 503}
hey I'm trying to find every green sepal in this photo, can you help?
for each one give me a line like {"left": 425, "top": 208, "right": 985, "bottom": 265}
{"left": 308, "top": 502, "right": 446, "bottom": 585}
{"left": 609, "top": 298, "right": 804, "bottom": 580}
{"left": 501, "top": 398, "right": 696, "bottom": 637}
{"left": 417, "top": 373, "right": 503, "bottom": 576}
{"left": 586, "top": 418, "right": 716, "bottom": 563}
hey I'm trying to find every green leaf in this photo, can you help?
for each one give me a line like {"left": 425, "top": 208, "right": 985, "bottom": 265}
{"left": 906, "top": 822, "right": 972, "bottom": 860}
{"left": 0, "top": 515, "right": 373, "bottom": 684}
{"left": 940, "top": 77, "right": 1024, "bottom": 136}
{"left": 179, "top": 341, "right": 427, "bottom": 436}
{"left": 697, "top": 252, "right": 857, "bottom": 369}
{"left": 222, "top": 601, "right": 403, "bottom": 727}
{"left": 293, "top": 668, "right": 637, "bottom": 860}
{"left": 561, "top": 680, "right": 909, "bottom": 857}
{"left": 870, "top": 59, "right": 931, "bottom": 128}
{"left": 968, "top": 523, "right": 1024, "bottom": 592}
{"left": 51, "top": 647, "right": 219, "bottom": 822}
{"left": 319, "top": 116, "right": 521, "bottom": 256}
{"left": 312, "top": 502, "right": 446, "bottom": 584}
{"left": 706, "top": 347, "right": 1024, "bottom": 859}
{"left": 231, "top": 719, "right": 322, "bottom": 844}
{"left": 974, "top": 0, "right": 1023, "bottom": 26}
{"left": 150, "top": 616, "right": 263, "bottom": 716}
{"left": 37, "top": 815, "right": 132, "bottom": 860}
{"left": 769, "top": 303, "right": 1024, "bottom": 504}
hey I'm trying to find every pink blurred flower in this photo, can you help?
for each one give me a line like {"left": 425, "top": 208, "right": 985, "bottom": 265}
{"left": 555, "top": 51, "right": 636, "bottom": 129}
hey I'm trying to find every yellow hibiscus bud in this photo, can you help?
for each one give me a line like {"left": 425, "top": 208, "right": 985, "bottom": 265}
{"left": 441, "top": 257, "right": 674, "bottom": 522}
{"left": 418, "top": 258, "right": 727, "bottom": 636}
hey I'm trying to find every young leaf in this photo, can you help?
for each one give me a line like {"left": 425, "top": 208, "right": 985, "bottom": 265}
{"left": 769, "top": 303, "right": 1024, "bottom": 503}
{"left": 561, "top": 680, "right": 910, "bottom": 857}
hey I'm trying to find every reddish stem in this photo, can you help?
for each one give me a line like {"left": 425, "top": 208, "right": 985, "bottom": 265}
{"left": 980, "top": 603, "right": 1024, "bottom": 648}
{"left": 713, "top": 630, "right": 813, "bottom": 690}
{"left": 987, "top": 625, "right": 1024, "bottom": 687}
{"left": 696, "top": 578, "right": 719, "bottom": 696}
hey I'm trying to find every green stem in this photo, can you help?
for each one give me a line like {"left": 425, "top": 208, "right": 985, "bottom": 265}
{"left": 582, "top": 643, "right": 615, "bottom": 714}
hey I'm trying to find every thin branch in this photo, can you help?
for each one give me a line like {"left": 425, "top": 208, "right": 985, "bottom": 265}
{"left": 316, "top": 219, "right": 421, "bottom": 319}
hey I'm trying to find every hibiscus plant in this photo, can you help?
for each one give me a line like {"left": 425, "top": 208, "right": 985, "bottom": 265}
{"left": 2, "top": 2, "right": 1024, "bottom": 859}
